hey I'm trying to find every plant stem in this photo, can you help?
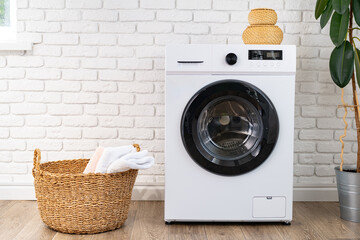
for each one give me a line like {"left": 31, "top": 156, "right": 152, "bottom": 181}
{"left": 353, "top": 36, "right": 360, "bottom": 42}
{"left": 349, "top": 0, "right": 360, "bottom": 173}
{"left": 340, "top": 88, "right": 348, "bottom": 172}
{"left": 350, "top": 27, "right": 360, "bottom": 31}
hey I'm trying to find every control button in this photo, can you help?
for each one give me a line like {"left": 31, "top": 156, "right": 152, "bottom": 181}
{"left": 226, "top": 53, "right": 237, "bottom": 65}
{"left": 256, "top": 62, "right": 261, "bottom": 67}
{"left": 270, "top": 62, "right": 274, "bottom": 66}
{"left": 276, "top": 62, "right": 281, "bottom": 66}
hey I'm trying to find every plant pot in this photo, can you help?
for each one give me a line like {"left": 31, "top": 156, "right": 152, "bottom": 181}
{"left": 335, "top": 166, "right": 360, "bottom": 222}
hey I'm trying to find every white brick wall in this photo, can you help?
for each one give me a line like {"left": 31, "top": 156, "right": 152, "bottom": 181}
{"left": 0, "top": 0, "right": 348, "bottom": 188}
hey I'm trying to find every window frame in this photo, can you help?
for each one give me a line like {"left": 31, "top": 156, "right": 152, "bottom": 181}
{"left": 0, "top": 0, "right": 17, "bottom": 42}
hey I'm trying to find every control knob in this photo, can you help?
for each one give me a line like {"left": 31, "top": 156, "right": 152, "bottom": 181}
{"left": 226, "top": 53, "right": 237, "bottom": 65}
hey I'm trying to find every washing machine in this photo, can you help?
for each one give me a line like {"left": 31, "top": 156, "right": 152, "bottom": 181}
{"left": 165, "top": 44, "right": 296, "bottom": 223}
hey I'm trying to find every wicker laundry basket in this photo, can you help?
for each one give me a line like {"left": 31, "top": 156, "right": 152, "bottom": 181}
{"left": 32, "top": 144, "right": 140, "bottom": 234}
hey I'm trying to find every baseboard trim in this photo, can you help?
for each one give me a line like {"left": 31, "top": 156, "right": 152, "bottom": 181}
{"left": 0, "top": 185, "right": 165, "bottom": 201}
{"left": 293, "top": 186, "right": 338, "bottom": 201}
{"left": 0, "top": 184, "right": 339, "bottom": 201}
{"left": 0, "top": 185, "right": 36, "bottom": 200}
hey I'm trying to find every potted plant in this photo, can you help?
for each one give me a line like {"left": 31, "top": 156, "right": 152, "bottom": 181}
{"left": 315, "top": 0, "right": 360, "bottom": 222}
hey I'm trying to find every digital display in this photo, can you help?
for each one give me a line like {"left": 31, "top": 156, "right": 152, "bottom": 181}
{"left": 248, "top": 50, "right": 283, "bottom": 60}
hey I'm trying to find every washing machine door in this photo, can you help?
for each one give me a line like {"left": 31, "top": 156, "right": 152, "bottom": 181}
{"left": 181, "top": 80, "right": 279, "bottom": 176}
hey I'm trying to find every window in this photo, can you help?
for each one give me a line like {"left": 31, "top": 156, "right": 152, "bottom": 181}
{"left": 0, "top": 0, "right": 16, "bottom": 42}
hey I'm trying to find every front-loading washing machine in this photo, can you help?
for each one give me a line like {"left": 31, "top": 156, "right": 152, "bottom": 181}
{"left": 165, "top": 44, "right": 296, "bottom": 223}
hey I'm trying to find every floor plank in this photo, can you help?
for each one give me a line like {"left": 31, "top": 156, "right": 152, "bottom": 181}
{"left": 295, "top": 202, "right": 357, "bottom": 239}
{"left": 52, "top": 233, "right": 94, "bottom": 240}
{"left": 240, "top": 223, "right": 286, "bottom": 240}
{"left": 1, "top": 201, "right": 360, "bottom": 240}
{"left": 0, "top": 200, "right": 16, "bottom": 218}
{"left": 205, "top": 223, "right": 245, "bottom": 240}
{"left": 0, "top": 200, "right": 13, "bottom": 209}
{"left": 12, "top": 211, "right": 57, "bottom": 240}
{"left": 0, "top": 201, "right": 39, "bottom": 240}
{"left": 321, "top": 202, "right": 360, "bottom": 236}
{"left": 130, "top": 201, "right": 167, "bottom": 240}
{"left": 275, "top": 202, "right": 325, "bottom": 240}
{"left": 168, "top": 223, "right": 207, "bottom": 240}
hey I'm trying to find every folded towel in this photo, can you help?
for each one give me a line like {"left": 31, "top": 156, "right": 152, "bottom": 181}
{"left": 94, "top": 145, "right": 135, "bottom": 174}
{"left": 107, "top": 150, "right": 155, "bottom": 173}
{"left": 83, "top": 147, "right": 104, "bottom": 174}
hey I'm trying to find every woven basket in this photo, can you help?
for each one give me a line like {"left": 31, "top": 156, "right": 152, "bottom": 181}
{"left": 242, "top": 25, "right": 283, "bottom": 45}
{"left": 32, "top": 144, "right": 140, "bottom": 234}
{"left": 248, "top": 8, "right": 277, "bottom": 25}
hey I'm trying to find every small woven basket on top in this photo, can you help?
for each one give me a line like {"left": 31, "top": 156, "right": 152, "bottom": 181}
{"left": 32, "top": 144, "right": 140, "bottom": 234}
{"left": 248, "top": 8, "right": 277, "bottom": 25}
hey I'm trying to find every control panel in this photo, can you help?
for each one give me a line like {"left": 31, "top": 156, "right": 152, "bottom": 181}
{"left": 166, "top": 44, "right": 296, "bottom": 74}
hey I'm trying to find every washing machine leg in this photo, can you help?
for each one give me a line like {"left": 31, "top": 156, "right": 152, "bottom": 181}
{"left": 283, "top": 221, "right": 291, "bottom": 225}
{"left": 165, "top": 221, "right": 172, "bottom": 225}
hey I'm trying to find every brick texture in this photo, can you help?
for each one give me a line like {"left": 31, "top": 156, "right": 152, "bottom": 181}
{"left": 0, "top": 0, "right": 345, "bottom": 187}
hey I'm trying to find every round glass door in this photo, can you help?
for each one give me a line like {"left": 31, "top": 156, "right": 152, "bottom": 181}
{"left": 181, "top": 80, "right": 279, "bottom": 176}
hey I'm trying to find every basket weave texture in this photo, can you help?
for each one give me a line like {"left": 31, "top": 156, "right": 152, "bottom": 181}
{"left": 248, "top": 8, "right": 277, "bottom": 25}
{"left": 32, "top": 144, "right": 140, "bottom": 234}
{"left": 242, "top": 25, "right": 283, "bottom": 45}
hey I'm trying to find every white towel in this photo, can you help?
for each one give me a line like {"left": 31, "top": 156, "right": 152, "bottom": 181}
{"left": 106, "top": 150, "right": 155, "bottom": 173}
{"left": 94, "top": 145, "right": 135, "bottom": 174}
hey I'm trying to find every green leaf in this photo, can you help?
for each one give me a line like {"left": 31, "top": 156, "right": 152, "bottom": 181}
{"left": 316, "top": 0, "right": 330, "bottom": 19}
{"left": 320, "top": 1, "right": 334, "bottom": 28}
{"left": 353, "top": 0, "right": 360, "bottom": 26}
{"left": 330, "top": 8, "right": 349, "bottom": 47}
{"left": 329, "top": 41, "right": 354, "bottom": 88}
{"left": 332, "top": 0, "right": 351, "bottom": 14}
{"left": 354, "top": 47, "right": 360, "bottom": 88}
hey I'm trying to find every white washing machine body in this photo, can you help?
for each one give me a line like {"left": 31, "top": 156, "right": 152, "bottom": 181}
{"left": 165, "top": 44, "right": 296, "bottom": 223}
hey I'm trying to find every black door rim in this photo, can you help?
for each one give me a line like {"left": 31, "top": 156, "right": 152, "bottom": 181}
{"left": 181, "top": 79, "right": 279, "bottom": 176}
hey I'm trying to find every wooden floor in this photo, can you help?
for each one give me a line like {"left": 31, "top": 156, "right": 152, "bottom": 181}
{"left": 1, "top": 201, "right": 360, "bottom": 240}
